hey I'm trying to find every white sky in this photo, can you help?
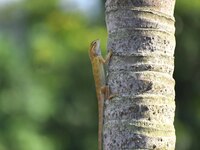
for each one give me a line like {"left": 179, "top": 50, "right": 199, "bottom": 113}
{"left": 69, "top": 0, "right": 98, "bottom": 11}
{"left": 0, "top": 0, "right": 99, "bottom": 15}
{"left": 60, "top": 0, "right": 99, "bottom": 13}
{"left": 0, "top": 0, "right": 21, "bottom": 5}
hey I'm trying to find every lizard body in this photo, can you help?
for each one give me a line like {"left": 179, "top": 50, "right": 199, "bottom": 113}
{"left": 89, "top": 39, "right": 111, "bottom": 150}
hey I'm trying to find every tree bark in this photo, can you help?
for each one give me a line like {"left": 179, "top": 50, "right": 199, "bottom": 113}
{"left": 104, "top": 0, "right": 176, "bottom": 149}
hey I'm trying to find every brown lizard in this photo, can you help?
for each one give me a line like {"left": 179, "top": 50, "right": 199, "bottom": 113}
{"left": 89, "top": 39, "right": 112, "bottom": 150}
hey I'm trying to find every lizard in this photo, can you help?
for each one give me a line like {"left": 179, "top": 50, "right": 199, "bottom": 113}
{"left": 89, "top": 39, "right": 112, "bottom": 150}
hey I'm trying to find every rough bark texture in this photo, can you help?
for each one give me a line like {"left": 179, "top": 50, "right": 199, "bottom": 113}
{"left": 104, "top": 0, "right": 176, "bottom": 149}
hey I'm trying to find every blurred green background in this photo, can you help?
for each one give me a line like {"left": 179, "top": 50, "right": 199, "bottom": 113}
{"left": 0, "top": 0, "right": 199, "bottom": 150}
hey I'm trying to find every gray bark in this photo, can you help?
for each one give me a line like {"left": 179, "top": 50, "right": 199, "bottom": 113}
{"left": 104, "top": 0, "right": 176, "bottom": 149}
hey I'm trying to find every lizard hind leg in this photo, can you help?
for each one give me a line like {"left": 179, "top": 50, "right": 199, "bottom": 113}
{"left": 100, "top": 86, "right": 116, "bottom": 100}
{"left": 100, "top": 86, "right": 110, "bottom": 100}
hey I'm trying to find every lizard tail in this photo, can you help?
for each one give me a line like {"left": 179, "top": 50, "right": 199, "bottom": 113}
{"left": 98, "top": 95, "right": 104, "bottom": 150}
{"left": 98, "top": 122, "right": 102, "bottom": 150}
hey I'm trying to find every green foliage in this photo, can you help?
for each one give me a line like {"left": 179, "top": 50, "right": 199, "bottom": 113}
{"left": 0, "top": 0, "right": 107, "bottom": 149}
{"left": 176, "top": 0, "right": 200, "bottom": 13}
{"left": 175, "top": 5, "right": 200, "bottom": 149}
{"left": 0, "top": 0, "right": 200, "bottom": 149}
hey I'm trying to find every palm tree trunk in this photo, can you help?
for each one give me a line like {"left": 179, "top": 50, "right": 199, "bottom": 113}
{"left": 104, "top": 0, "right": 176, "bottom": 149}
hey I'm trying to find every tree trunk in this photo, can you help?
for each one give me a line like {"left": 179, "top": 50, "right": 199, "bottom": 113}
{"left": 104, "top": 0, "right": 176, "bottom": 149}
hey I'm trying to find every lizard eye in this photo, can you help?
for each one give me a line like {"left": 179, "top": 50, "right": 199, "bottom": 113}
{"left": 91, "top": 41, "right": 96, "bottom": 46}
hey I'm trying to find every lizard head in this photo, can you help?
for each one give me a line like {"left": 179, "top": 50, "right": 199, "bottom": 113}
{"left": 89, "top": 39, "right": 101, "bottom": 60}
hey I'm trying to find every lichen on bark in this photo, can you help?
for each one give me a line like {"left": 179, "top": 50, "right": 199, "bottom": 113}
{"left": 104, "top": 0, "right": 176, "bottom": 149}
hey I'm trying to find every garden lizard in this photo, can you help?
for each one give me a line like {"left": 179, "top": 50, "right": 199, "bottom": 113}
{"left": 89, "top": 39, "right": 112, "bottom": 150}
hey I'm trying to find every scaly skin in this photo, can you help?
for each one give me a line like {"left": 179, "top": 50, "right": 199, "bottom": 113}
{"left": 89, "top": 39, "right": 112, "bottom": 150}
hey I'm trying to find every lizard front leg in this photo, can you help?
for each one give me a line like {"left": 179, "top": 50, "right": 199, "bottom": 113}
{"left": 99, "top": 51, "right": 112, "bottom": 64}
